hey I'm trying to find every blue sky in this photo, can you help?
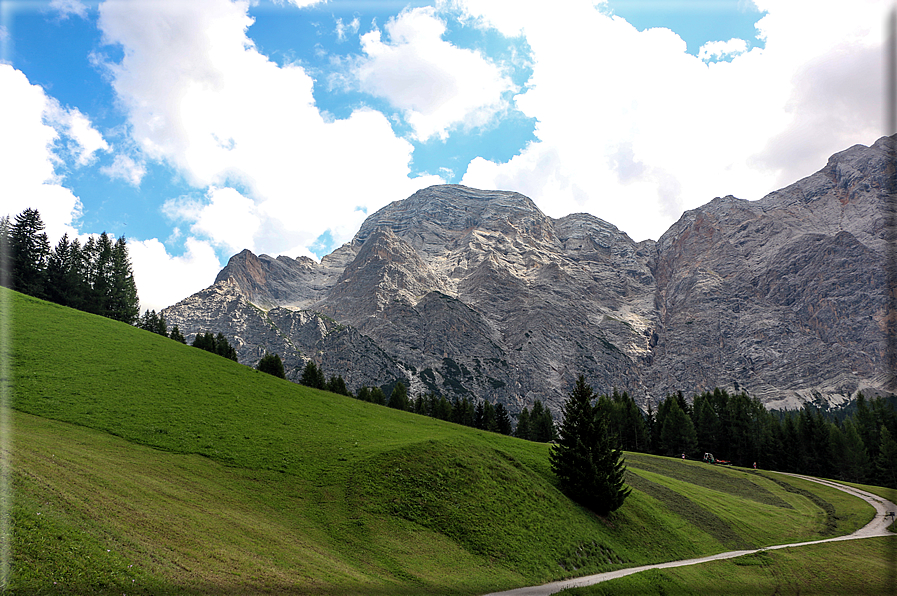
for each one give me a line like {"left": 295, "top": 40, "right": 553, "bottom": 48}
{"left": 0, "top": 0, "right": 889, "bottom": 311}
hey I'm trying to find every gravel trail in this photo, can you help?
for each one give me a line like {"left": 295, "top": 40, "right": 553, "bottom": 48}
{"left": 483, "top": 474, "right": 896, "bottom": 596}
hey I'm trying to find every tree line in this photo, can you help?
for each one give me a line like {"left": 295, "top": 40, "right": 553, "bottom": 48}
{"left": 618, "top": 387, "right": 897, "bottom": 489}
{"left": 292, "top": 360, "right": 556, "bottom": 440}
{"left": 1, "top": 208, "right": 139, "bottom": 324}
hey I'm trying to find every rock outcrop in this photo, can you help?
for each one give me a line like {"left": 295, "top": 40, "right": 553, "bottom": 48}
{"left": 163, "top": 136, "right": 896, "bottom": 413}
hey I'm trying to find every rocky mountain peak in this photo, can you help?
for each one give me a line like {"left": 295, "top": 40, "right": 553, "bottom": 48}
{"left": 164, "top": 137, "right": 896, "bottom": 413}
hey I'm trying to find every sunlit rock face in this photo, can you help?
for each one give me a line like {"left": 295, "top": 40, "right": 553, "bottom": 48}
{"left": 164, "top": 137, "right": 896, "bottom": 413}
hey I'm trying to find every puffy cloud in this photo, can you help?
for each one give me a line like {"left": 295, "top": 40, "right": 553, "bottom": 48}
{"left": 128, "top": 237, "right": 222, "bottom": 312}
{"left": 456, "top": 0, "right": 888, "bottom": 241}
{"left": 353, "top": 6, "right": 515, "bottom": 141}
{"left": 163, "top": 186, "right": 261, "bottom": 254}
{"left": 698, "top": 38, "right": 748, "bottom": 62}
{"left": 97, "top": 0, "right": 442, "bottom": 263}
{"left": 0, "top": 64, "right": 101, "bottom": 241}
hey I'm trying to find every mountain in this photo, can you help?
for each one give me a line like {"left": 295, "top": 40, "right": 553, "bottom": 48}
{"left": 163, "top": 136, "right": 896, "bottom": 413}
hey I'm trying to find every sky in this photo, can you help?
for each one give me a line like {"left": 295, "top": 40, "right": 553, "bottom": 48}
{"left": 0, "top": 0, "right": 891, "bottom": 312}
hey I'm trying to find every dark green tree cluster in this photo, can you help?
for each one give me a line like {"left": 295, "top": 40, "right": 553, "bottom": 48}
{"left": 348, "top": 382, "right": 516, "bottom": 437}
{"left": 515, "top": 400, "right": 557, "bottom": 442}
{"left": 257, "top": 352, "right": 286, "bottom": 379}
{"left": 192, "top": 332, "right": 238, "bottom": 361}
{"left": 136, "top": 309, "right": 185, "bottom": 343}
{"left": 137, "top": 309, "right": 168, "bottom": 336}
{"left": 595, "top": 390, "right": 650, "bottom": 452}
{"left": 550, "top": 375, "right": 631, "bottom": 516}
{"left": 628, "top": 388, "right": 897, "bottom": 489}
{"left": 2, "top": 208, "right": 140, "bottom": 324}
{"left": 299, "top": 361, "right": 351, "bottom": 396}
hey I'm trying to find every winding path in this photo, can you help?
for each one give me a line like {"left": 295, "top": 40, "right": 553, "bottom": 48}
{"left": 484, "top": 474, "right": 897, "bottom": 596}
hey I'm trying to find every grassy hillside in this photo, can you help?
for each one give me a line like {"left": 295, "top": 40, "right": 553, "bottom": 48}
{"left": 1, "top": 288, "right": 888, "bottom": 595}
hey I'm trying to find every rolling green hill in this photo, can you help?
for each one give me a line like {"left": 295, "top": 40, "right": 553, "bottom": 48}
{"left": 1, "top": 288, "right": 890, "bottom": 595}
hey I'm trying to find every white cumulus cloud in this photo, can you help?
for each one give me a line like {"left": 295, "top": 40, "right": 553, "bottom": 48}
{"left": 353, "top": 6, "right": 515, "bottom": 141}
{"left": 128, "top": 237, "right": 223, "bottom": 313}
{"left": 698, "top": 38, "right": 748, "bottom": 62}
{"left": 455, "top": 0, "right": 889, "bottom": 242}
{"left": 0, "top": 64, "right": 104, "bottom": 241}
{"left": 97, "top": 0, "right": 442, "bottom": 265}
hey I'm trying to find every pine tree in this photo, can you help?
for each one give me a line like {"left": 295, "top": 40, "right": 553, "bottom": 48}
{"left": 356, "top": 386, "right": 372, "bottom": 402}
{"left": 106, "top": 236, "right": 139, "bottom": 324}
{"left": 0, "top": 216, "right": 11, "bottom": 290}
{"left": 301, "top": 361, "right": 324, "bottom": 389}
{"left": 495, "top": 403, "right": 512, "bottom": 435}
{"left": 876, "top": 425, "right": 897, "bottom": 489}
{"left": 214, "top": 332, "right": 237, "bottom": 361}
{"left": 88, "top": 232, "right": 115, "bottom": 316}
{"left": 387, "top": 381, "right": 409, "bottom": 410}
{"left": 550, "top": 375, "right": 630, "bottom": 515}
{"left": 10, "top": 208, "right": 50, "bottom": 297}
{"left": 257, "top": 352, "right": 286, "bottom": 379}
{"left": 369, "top": 387, "right": 387, "bottom": 406}
{"left": 515, "top": 407, "right": 531, "bottom": 440}
{"left": 46, "top": 234, "right": 72, "bottom": 306}
{"left": 169, "top": 325, "right": 186, "bottom": 344}
{"left": 530, "top": 400, "right": 556, "bottom": 442}
{"left": 327, "top": 375, "right": 349, "bottom": 396}
{"left": 659, "top": 397, "right": 698, "bottom": 457}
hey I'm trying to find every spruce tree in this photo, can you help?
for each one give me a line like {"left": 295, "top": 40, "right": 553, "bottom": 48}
{"left": 387, "top": 381, "right": 409, "bottom": 410}
{"left": 369, "top": 386, "right": 387, "bottom": 406}
{"left": 169, "top": 325, "right": 186, "bottom": 344}
{"left": 495, "top": 403, "right": 512, "bottom": 435}
{"left": 876, "top": 426, "right": 897, "bottom": 489}
{"left": 530, "top": 400, "right": 556, "bottom": 442}
{"left": 0, "top": 216, "right": 11, "bottom": 289}
{"left": 550, "top": 375, "right": 631, "bottom": 516}
{"left": 515, "top": 407, "right": 531, "bottom": 440}
{"left": 327, "top": 374, "right": 349, "bottom": 395}
{"left": 301, "top": 361, "right": 325, "bottom": 389}
{"left": 107, "top": 236, "right": 139, "bottom": 324}
{"left": 659, "top": 397, "right": 698, "bottom": 457}
{"left": 10, "top": 208, "right": 50, "bottom": 297}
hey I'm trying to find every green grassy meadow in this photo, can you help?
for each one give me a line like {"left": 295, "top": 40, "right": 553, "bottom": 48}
{"left": 2, "top": 288, "right": 893, "bottom": 595}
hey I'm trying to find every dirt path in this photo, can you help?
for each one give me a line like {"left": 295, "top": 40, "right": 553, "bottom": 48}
{"left": 483, "top": 474, "right": 896, "bottom": 596}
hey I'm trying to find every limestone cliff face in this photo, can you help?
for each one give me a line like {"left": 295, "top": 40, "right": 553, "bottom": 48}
{"left": 163, "top": 137, "right": 896, "bottom": 413}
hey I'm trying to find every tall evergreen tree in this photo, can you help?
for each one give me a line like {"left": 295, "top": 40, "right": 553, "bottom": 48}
{"left": 876, "top": 425, "right": 897, "bottom": 489}
{"left": 387, "top": 381, "right": 409, "bottom": 410}
{"left": 495, "top": 403, "right": 513, "bottom": 435}
{"left": 530, "top": 400, "right": 556, "bottom": 442}
{"left": 10, "top": 208, "right": 50, "bottom": 297}
{"left": 356, "top": 386, "right": 372, "bottom": 402}
{"left": 169, "top": 325, "right": 186, "bottom": 344}
{"left": 46, "top": 234, "right": 72, "bottom": 306}
{"left": 301, "top": 361, "right": 325, "bottom": 389}
{"left": 0, "top": 216, "right": 11, "bottom": 289}
{"left": 657, "top": 395, "right": 698, "bottom": 457}
{"left": 433, "top": 396, "right": 452, "bottom": 420}
{"left": 515, "top": 407, "right": 531, "bottom": 440}
{"left": 369, "top": 386, "right": 387, "bottom": 406}
{"left": 106, "top": 236, "right": 140, "bottom": 324}
{"left": 87, "top": 232, "right": 115, "bottom": 316}
{"left": 550, "top": 375, "right": 630, "bottom": 516}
